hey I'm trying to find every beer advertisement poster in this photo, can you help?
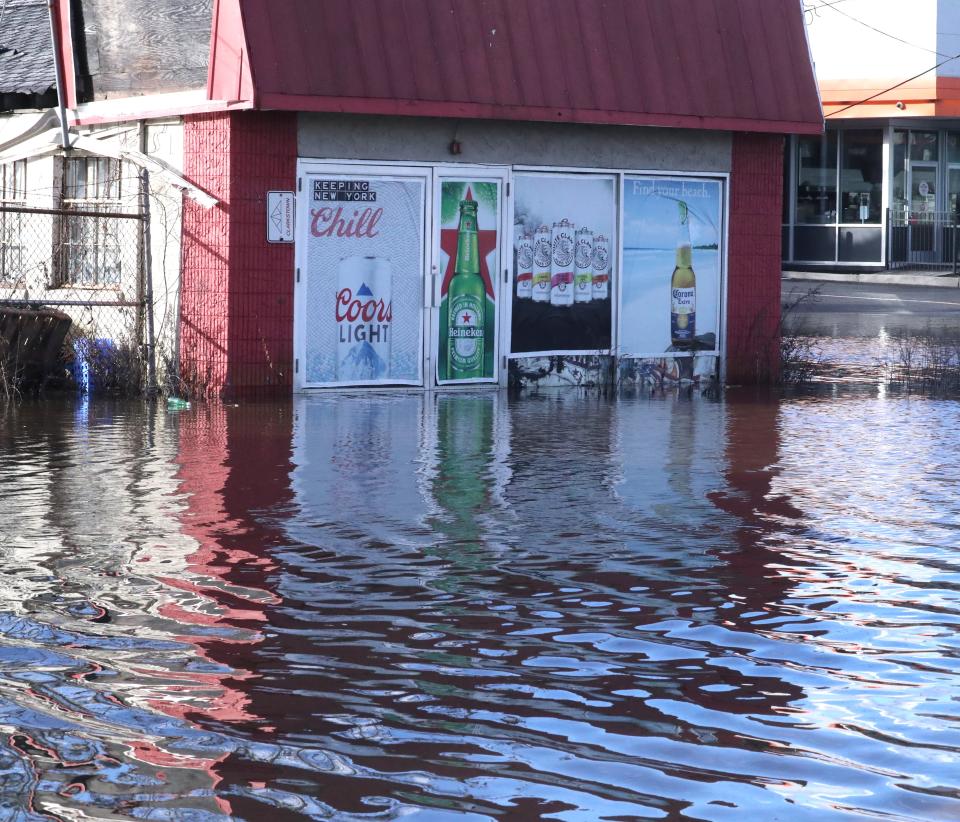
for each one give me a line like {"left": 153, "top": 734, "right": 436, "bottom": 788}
{"left": 436, "top": 180, "right": 499, "bottom": 384}
{"left": 620, "top": 177, "right": 722, "bottom": 357}
{"left": 510, "top": 174, "right": 616, "bottom": 355}
{"left": 302, "top": 174, "right": 425, "bottom": 386}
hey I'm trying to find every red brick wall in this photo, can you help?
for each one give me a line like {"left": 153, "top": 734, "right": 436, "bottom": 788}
{"left": 726, "top": 132, "right": 784, "bottom": 385}
{"left": 180, "top": 113, "right": 231, "bottom": 392}
{"left": 180, "top": 111, "right": 297, "bottom": 397}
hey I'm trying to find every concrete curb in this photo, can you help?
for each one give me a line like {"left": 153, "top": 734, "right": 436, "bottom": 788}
{"left": 783, "top": 270, "right": 960, "bottom": 288}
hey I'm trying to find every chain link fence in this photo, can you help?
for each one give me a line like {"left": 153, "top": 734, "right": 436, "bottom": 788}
{"left": 0, "top": 175, "right": 157, "bottom": 393}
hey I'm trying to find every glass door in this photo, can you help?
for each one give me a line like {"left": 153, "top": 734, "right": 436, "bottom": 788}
{"left": 431, "top": 166, "right": 509, "bottom": 387}
{"left": 949, "top": 165, "right": 960, "bottom": 215}
{"left": 948, "top": 165, "right": 960, "bottom": 268}
{"left": 908, "top": 162, "right": 938, "bottom": 259}
{"left": 294, "top": 162, "right": 431, "bottom": 389}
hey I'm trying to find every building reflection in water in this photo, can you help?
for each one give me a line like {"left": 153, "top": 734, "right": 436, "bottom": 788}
{"left": 422, "top": 393, "right": 505, "bottom": 580}
{"left": 200, "top": 389, "right": 820, "bottom": 817}
{"left": 0, "top": 399, "right": 278, "bottom": 818}
{"left": 8, "top": 389, "right": 920, "bottom": 819}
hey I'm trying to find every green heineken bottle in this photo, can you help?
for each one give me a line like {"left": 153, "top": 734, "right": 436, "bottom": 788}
{"left": 447, "top": 200, "right": 486, "bottom": 379}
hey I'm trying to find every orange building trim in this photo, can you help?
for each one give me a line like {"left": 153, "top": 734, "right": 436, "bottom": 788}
{"left": 820, "top": 76, "right": 960, "bottom": 119}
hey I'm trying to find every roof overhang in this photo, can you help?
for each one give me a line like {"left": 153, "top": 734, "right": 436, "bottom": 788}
{"left": 0, "top": 117, "right": 217, "bottom": 207}
{"left": 258, "top": 93, "right": 824, "bottom": 135}
{"left": 209, "top": 0, "right": 824, "bottom": 136}
{"left": 43, "top": 0, "right": 824, "bottom": 135}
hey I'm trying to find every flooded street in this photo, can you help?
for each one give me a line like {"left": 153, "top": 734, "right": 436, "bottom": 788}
{"left": 1, "top": 387, "right": 959, "bottom": 820}
{"left": 783, "top": 281, "right": 960, "bottom": 386}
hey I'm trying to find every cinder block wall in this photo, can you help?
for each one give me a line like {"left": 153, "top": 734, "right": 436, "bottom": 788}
{"left": 180, "top": 111, "right": 297, "bottom": 397}
{"left": 726, "top": 132, "right": 784, "bottom": 385}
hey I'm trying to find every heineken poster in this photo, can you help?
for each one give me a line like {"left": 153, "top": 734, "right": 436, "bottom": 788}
{"left": 510, "top": 173, "right": 616, "bottom": 355}
{"left": 436, "top": 180, "right": 499, "bottom": 384}
{"left": 301, "top": 173, "right": 425, "bottom": 387}
{"left": 620, "top": 176, "right": 723, "bottom": 357}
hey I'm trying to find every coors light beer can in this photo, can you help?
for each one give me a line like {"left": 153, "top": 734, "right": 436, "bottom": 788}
{"left": 531, "top": 225, "right": 552, "bottom": 302}
{"left": 336, "top": 255, "right": 393, "bottom": 381}
{"left": 592, "top": 234, "right": 611, "bottom": 300}
{"left": 550, "top": 219, "right": 575, "bottom": 307}
{"left": 574, "top": 227, "right": 594, "bottom": 303}
{"left": 516, "top": 231, "right": 534, "bottom": 300}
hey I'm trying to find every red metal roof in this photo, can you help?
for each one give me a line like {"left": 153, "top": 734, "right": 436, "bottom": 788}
{"left": 210, "top": 0, "right": 823, "bottom": 134}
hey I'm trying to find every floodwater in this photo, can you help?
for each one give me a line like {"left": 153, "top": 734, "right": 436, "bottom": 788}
{"left": 0, "top": 387, "right": 959, "bottom": 821}
{"left": 783, "top": 282, "right": 960, "bottom": 386}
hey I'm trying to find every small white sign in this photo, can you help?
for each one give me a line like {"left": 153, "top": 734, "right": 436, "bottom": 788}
{"left": 267, "top": 191, "right": 295, "bottom": 243}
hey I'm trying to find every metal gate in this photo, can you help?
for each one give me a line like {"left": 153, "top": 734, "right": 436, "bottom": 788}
{"left": 887, "top": 208, "right": 960, "bottom": 273}
{"left": 0, "top": 173, "right": 156, "bottom": 393}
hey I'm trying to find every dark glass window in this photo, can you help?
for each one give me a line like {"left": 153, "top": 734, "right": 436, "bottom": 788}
{"left": 838, "top": 227, "right": 882, "bottom": 262}
{"left": 948, "top": 134, "right": 960, "bottom": 214}
{"left": 840, "top": 130, "right": 882, "bottom": 224}
{"left": 796, "top": 133, "right": 838, "bottom": 225}
{"left": 794, "top": 226, "right": 836, "bottom": 262}
{"left": 948, "top": 132, "right": 960, "bottom": 164}
{"left": 782, "top": 136, "right": 791, "bottom": 224}
{"left": 893, "top": 131, "right": 908, "bottom": 213}
{"left": 909, "top": 131, "right": 938, "bottom": 162}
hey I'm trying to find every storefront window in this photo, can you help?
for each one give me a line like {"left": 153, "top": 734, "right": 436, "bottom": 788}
{"left": 796, "top": 133, "right": 837, "bottom": 224}
{"left": 948, "top": 133, "right": 960, "bottom": 214}
{"left": 892, "top": 130, "right": 907, "bottom": 213}
{"left": 294, "top": 162, "right": 729, "bottom": 390}
{"left": 511, "top": 173, "right": 616, "bottom": 354}
{"left": 840, "top": 130, "right": 882, "bottom": 224}
{"left": 782, "top": 137, "right": 791, "bottom": 224}
{"left": 948, "top": 132, "right": 960, "bottom": 164}
{"left": 950, "top": 167, "right": 960, "bottom": 214}
{"left": 621, "top": 177, "right": 722, "bottom": 356}
{"left": 909, "top": 131, "right": 938, "bottom": 162}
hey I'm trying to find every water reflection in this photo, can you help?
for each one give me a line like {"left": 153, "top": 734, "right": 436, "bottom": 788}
{"left": 0, "top": 391, "right": 957, "bottom": 819}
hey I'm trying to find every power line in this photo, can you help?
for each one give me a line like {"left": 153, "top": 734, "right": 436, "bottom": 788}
{"left": 804, "top": 0, "right": 854, "bottom": 10}
{"left": 810, "top": 0, "right": 951, "bottom": 58}
{"left": 825, "top": 51, "right": 960, "bottom": 118}
{"left": 803, "top": 0, "right": 855, "bottom": 20}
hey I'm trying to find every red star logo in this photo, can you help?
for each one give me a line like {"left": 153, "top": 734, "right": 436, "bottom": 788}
{"left": 440, "top": 227, "right": 497, "bottom": 297}
{"left": 461, "top": 312, "right": 472, "bottom": 324}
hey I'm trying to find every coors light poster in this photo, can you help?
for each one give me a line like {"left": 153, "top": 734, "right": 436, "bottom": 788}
{"left": 303, "top": 174, "right": 424, "bottom": 386}
{"left": 436, "top": 180, "right": 498, "bottom": 384}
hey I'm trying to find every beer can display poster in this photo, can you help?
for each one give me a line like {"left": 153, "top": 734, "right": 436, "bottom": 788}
{"left": 437, "top": 180, "right": 498, "bottom": 384}
{"left": 620, "top": 177, "right": 723, "bottom": 357}
{"left": 302, "top": 175, "right": 424, "bottom": 386}
{"left": 511, "top": 174, "right": 615, "bottom": 354}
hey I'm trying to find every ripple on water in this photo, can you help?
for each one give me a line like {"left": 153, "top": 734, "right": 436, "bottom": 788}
{"left": 0, "top": 393, "right": 957, "bottom": 819}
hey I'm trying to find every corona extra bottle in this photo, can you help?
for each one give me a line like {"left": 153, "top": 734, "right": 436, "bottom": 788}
{"left": 670, "top": 201, "right": 696, "bottom": 348}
